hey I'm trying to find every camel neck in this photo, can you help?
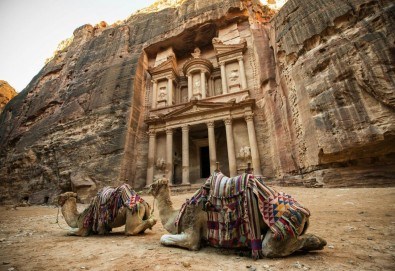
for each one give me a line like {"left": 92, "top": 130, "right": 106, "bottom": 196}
{"left": 156, "top": 187, "right": 178, "bottom": 233}
{"left": 61, "top": 198, "right": 80, "bottom": 228}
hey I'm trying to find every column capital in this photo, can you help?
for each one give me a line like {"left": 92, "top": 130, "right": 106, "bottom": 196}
{"left": 151, "top": 79, "right": 157, "bottom": 84}
{"left": 218, "top": 61, "right": 225, "bottom": 66}
{"left": 166, "top": 128, "right": 173, "bottom": 135}
{"left": 207, "top": 121, "right": 215, "bottom": 128}
{"left": 148, "top": 129, "right": 156, "bottom": 136}
{"left": 237, "top": 56, "right": 244, "bottom": 62}
{"left": 244, "top": 114, "right": 254, "bottom": 122}
{"left": 181, "top": 125, "right": 189, "bottom": 132}
{"left": 224, "top": 118, "right": 233, "bottom": 126}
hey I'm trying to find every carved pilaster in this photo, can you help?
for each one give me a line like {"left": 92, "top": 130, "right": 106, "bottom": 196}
{"left": 244, "top": 114, "right": 262, "bottom": 175}
{"left": 146, "top": 128, "right": 157, "bottom": 186}
{"left": 166, "top": 128, "right": 174, "bottom": 182}
{"left": 219, "top": 61, "right": 228, "bottom": 94}
{"left": 224, "top": 118, "right": 237, "bottom": 176}
{"left": 151, "top": 80, "right": 158, "bottom": 109}
{"left": 187, "top": 73, "right": 192, "bottom": 101}
{"left": 201, "top": 71, "right": 206, "bottom": 99}
{"left": 181, "top": 125, "right": 190, "bottom": 184}
{"left": 237, "top": 56, "right": 247, "bottom": 90}
{"left": 167, "top": 77, "right": 173, "bottom": 106}
{"left": 207, "top": 121, "right": 217, "bottom": 173}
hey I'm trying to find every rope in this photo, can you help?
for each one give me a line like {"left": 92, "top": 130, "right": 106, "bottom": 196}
{"left": 53, "top": 206, "right": 72, "bottom": 231}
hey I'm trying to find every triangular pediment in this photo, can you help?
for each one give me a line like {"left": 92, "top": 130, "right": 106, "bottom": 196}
{"left": 164, "top": 100, "right": 233, "bottom": 119}
{"left": 148, "top": 56, "right": 179, "bottom": 76}
{"left": 213, "top": 39, "right": 247, "bottom": 57}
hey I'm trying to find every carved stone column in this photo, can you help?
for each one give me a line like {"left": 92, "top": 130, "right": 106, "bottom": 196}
{"left": 207, "top": 121, "right": 217, "bottom": 173}
{"left": 238, "top": 57, "right": 247, "bottom": 90}
{"left": 152, "top": 80, "right": 158, "bottom": 109}
{"left": 245, "top": 114, "right": 262, "bottom": 175}
{"left": 166, "top": 128, "right": 174, "bottom": 182}
{"left": 219, "top": 62, "right": 228, "bottom": 94}
{"left": 182, "top": 125, "right": 190, "bottom": 184}
{"left": 167, "top": 77, "right": 173, "bottom": 106}
{"left": 224, "top": 118, "right": 237, "bottom": 176}
{"left": 210, "top": 78, "right": 215, "bottom": 97}
{"left": 187, "top": 73, "right": 192, "bottom": 101}
{"left": 201, "top": 71, "right": 206, "bottom": 99}
{"left": 146, "top": 129, "right": 156, "bottom": 186}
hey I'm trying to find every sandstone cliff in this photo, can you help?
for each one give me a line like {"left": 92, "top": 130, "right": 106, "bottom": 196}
{"left": 267, "top": 0, "right": 395, "bottom": 186}
{"left": 0, "top": 0, "right": 393, "bottom": 204}
{"left": 0, "top": 81, "right": 17, "bottom": 115}
{"left": 0, "top": 0, "right": 261, "bottom": 204}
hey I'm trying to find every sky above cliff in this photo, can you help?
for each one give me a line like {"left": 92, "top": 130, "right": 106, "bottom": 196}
{"left": 0, "top": 0, "right": 157, "bottom": 92}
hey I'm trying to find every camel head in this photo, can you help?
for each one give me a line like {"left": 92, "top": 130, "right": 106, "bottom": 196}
{"left": 57, "top": 192, "right": 77, "bottom": 206}
{"left": 148, "top": 177, "right": 169, "bottom": 198}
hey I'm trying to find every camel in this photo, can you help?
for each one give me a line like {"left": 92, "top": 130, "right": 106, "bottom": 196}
{"left": 148, "top": 173, "right": 327, "bottom": 258}
{"left": 58, "top": 184, "right": 157, "bottom": 236}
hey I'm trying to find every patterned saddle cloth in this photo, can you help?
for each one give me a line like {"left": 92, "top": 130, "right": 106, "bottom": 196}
{"left": 82, "top": 183, "right": 145, "bottom": 233}
{"left": 176, "top": 172, "right": 310, "bottom": 259}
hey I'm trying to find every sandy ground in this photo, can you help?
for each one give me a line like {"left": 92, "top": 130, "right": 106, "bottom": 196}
{"left": 0, "top": 187, "right": 394, "bottom": 271}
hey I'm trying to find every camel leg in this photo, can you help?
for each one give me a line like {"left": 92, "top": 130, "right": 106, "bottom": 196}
{"left": 160, "top": 229, "right": 201, "bottom": 251}
{"left": 262, "top": 231, "right": 327, "bottom": 258}
{"left": 125, "top": 204, "right": 157, "bottom": 235}
{"left": 67, "top": 227, "right": 90, "bottom": 237}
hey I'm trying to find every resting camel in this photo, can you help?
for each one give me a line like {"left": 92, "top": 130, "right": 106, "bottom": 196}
{"left": 148, "top": 173, "right": 326, "bottom": 258}
{"left": 58, "top": 184, "right": 157, "bottom": 236}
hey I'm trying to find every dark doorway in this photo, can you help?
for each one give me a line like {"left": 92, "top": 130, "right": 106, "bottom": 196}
{"left": 200, "top": 146, "right": 210, "bottom": 178}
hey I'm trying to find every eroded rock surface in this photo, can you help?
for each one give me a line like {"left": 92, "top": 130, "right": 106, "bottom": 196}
{"left": 0, "top": 0, "right": 394, "bottom": 204}
{"left": 268, "top": 0, "right": 395, "bottom": 186}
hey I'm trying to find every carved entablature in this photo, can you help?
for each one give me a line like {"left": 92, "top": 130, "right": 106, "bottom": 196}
{"left": 212, "top": 38, "right": 247, "bottom": 64}
{"left": 145, "top": 98, "right": 255, "bottom": 132}
{"left": 183, "top": 55, "right": 214, "bottom": 76}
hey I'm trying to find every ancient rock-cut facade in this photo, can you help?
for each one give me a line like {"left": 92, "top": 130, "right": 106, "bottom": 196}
{"left": 0, "top": 0, "right": 394, "bottom": 204}
{"left": 144, "top": 31, "right": 263, "bottom": 185}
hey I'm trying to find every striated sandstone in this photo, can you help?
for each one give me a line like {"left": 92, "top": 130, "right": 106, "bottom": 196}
{"left": 0, "top": 81, "right": 17, "bottom": 115}
{"left": 268, "top": 0, "right": 395, "bottom": 186}
{"left": 0, "top": 0, "right": 394, "bottom": 204}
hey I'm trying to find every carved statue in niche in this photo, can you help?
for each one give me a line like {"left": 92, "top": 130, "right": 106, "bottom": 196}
{"left": 193, "top": 78, "right": 201, "bottom": 94}
{"left": 191, "top": 47, "right": 201, "bottom": 58}
{"left": 229, "top": 69, "right": 239, "bottom": 82}
{"left": 156, "top": 157, "right": 166, "bottom": 171}
{"left": 158, "top": 86, "right": 167, "bottom": 100}
{"left": 238, "top": 146, "right": 251, "bottom": 167}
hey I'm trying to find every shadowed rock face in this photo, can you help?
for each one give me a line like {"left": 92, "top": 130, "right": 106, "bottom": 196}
{"left": 0, "top": 81, "right": 17, "bottom": 115}
{"left": 0, "top": 0, "right": 394, "bottom": 204}
{"left": 268, "top": 0, "right": 395, "bottom": 186}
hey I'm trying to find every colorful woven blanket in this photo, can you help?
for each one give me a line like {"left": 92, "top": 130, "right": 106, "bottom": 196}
{"left": 175, "top": 172, "right": 310, "bottom": 259}
{"left": 82, "top": 184, "right": 145, "bottom": 233}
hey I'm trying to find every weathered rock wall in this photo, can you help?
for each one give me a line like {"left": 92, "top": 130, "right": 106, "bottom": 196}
{"left": 1, "top": 0, "right": 394, "bottom": 204}
{"left": 268, "top": 0, "right": 395, "bottom": 186}
{"left": 0, "top": 0, "right": 254, "bottom": 204}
